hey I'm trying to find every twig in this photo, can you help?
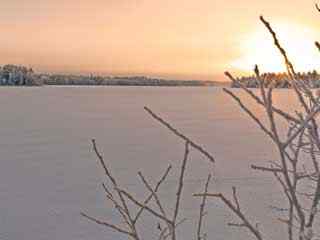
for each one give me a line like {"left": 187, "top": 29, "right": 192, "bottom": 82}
{"left": 81, "top": 212, "right": 134, "bottom": 237}
{"left": 251, "top": 165, "right": 284, "bottom": 173}
{"left": 144, "top": 107, "right": 215, "bottom": 163}
{"left": 119, "top": 188, "right": 173, "bottom": 225}
{"left": 283, "top": 105, "right": 320, "bottom": 149}
{"left": 194, "top": 193, "right": 262, "bottom": 240}
{"left": 223, "top": 88, "right": 275, "bottom": 141}
{"left": 138, "top": 172, "right": 168, "bottom": 220}
{"left": 134, "top": 165, "right": 172, "bottom": 223}
{"left": 197, "top": 174, "right": 211, "bottom": 240}
{"left": 91, "top": 139, "right": 139, "bottom": 239}
{"left": 225, "top": 71, "right": 299, "bottom": 124}
{"left": 173, "top": 141, "right": 189, "bottom": 223}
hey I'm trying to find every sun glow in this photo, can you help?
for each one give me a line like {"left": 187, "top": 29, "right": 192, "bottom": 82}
{"left": 231, "top": 22, "right": 320, "bottom": 73}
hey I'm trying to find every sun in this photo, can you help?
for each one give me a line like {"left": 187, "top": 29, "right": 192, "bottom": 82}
{"left": 231, "top": 22, "right": 320, "bottom": 73}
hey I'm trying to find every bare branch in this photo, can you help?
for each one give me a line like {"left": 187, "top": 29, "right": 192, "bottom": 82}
{"left": 91, "top": 139, "right": 138, "bottom": 238}
{"left": 283, "top": 105, "right": 320, "bottom": 149}
{"left": 197, "top": 174, "right": 211, "bottom": 240}
{"left": 81, "top": 212, "right": 134, "bottom": 237}
{"left": 92, "top": 139, "right": 116, "bottom": 185}
{"left": 223, "top": 88, "right": 275, "bottom": 141}
{"left": 232, "top": 187, "right": 241, "bottom": 211}
{"left": 228, "top": 222, "right": 246, "bottom": 227}
{"left": 144, "top": 107, "right": 215, "bottom": 163}
{"left": 138, "top": 172, "right": 168, "bottom": 219}
{"left": 194, "top": 193, "right": 262, "bottom": 240}
{"left": 162, "top": 218, "right": 188, "bottom": 240}
{"left": 225, "top": 71, "right": 299, "bottom": 124}
{"left": 134, "top": 165, "right": 172, "bottom": 223}
{"left": 173, "top": 141, "right": 190, "bottom": 224}
{"left": 251, "top": 165, "right": 284, "bottom": 173}
{"left": 101, "top": 183, "right": 131, "bottom": 226}
{"left": 119, "top": 188, "right": 173, "bottom": 225}
{"left": 260, "top": 15, "right": 315, "bottom": 109}
{"left": 307, "top": 172, "right": 320, "bottom": 227}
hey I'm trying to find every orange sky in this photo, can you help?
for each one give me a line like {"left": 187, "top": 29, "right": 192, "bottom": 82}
{"left": 1, "top": 0, "right": 320, "bottom": 80}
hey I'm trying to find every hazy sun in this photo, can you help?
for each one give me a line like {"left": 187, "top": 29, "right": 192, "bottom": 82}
{"left": 231, "top": 22, "right": 320, "bottom": 73}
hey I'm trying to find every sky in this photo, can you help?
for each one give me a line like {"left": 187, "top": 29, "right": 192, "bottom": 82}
{"left": 1, "top": 0, "right": 320, "bottom": 80}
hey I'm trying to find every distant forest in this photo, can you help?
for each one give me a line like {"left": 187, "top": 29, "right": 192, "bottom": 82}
{"left": 0, "top": 65, "right": 217, "bottom": 87}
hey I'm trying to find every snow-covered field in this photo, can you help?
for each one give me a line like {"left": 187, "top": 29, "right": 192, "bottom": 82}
{"left": 0, "top": 86, "right": 298, "bottom": 240}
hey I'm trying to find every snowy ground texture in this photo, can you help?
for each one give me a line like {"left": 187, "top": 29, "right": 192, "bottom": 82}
{"left": 0, "top": 86, "right": 299, "bottom": 240}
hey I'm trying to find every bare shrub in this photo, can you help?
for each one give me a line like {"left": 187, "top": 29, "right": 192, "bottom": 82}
{"left": 82, "top": 7, "right": 320, "bottom": 240}
{"left": 81, "top": 108, "right": 215, "bottom": 240}
{"left": 195, "top": 14, "right": 320, "bottom": 240}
